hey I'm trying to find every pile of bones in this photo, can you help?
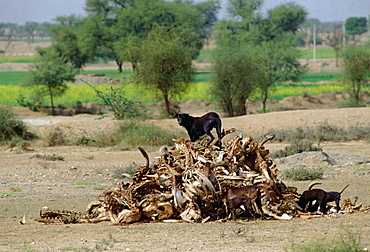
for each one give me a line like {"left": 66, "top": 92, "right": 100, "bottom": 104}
{"left": 37, "top": 130, "right": 368, "bottom": 224}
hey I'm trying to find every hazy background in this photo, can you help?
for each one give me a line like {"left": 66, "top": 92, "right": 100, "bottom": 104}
{"left": 0, "top": 0, "right": 369, "bottom": 25}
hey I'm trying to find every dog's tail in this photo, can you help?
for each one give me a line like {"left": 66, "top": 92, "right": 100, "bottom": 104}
{"left": 308, "top": 182, "right": 322, "bottom": 191}
{"left": 339, "top": 184, "right": 350, "bottom": 194}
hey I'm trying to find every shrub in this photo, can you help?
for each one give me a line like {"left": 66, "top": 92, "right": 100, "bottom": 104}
{"left": 265, "top": 123, "right": 370, "bottom": 144}
{"left": 75, "top": 135, "right": 95, "bottom": 146}
{"left": 283, "top": 166, "right": 323, "bottom": 181}
{"left": 9, "top": 137, "right": 31, "bottom": 151}
{"left": 114, "top": 120, "right": 177, "bottom": 147}
{"left": 45, "top": 127, "right": 68, "bottom": 146}
{"left": 113, "top": 163, "right": 141, "bottom": 179}
{"left": 288, "top": 230, "right": 363, "bottom": 252}
{"left": 29, "top": 154, "right": 65, "bottom": 161}
{"left": 90, "top": 119, "right": 178, "bottom": 148}
{"left": 271, "top": 139, "right": 322, "bottom": 158}
{"left": 0, "top": 106, "right": 36, "bottom": 143}
{"left": 87, "top": 83, "right": 146, "bottom": 120}
{"left": 17, "top": 91, "right": 44, "bottom": 111}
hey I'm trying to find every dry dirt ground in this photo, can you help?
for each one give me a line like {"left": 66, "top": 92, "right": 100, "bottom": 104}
{"left": 1, "top": 104, "right": 370, "bottom": 252}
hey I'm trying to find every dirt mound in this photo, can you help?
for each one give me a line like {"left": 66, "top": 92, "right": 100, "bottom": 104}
{"left": 72, "top": 74, "right": 121, "bottom": 85}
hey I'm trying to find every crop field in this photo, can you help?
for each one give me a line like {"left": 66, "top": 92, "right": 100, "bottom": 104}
{"left": 0, "top": 49, "right": 369, "bottom": 107}
{"left": 2, "top": 79, "right": 368, "bottom": 107}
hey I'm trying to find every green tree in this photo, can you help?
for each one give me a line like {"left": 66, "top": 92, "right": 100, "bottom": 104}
{"left": 25, "top": 50, "right": 77, "bottom": 115}
{"left": 340, "top": 45, "right": 370, "bottom": 106}
{"left": 136, "top": 27, "right": 195, "bottom": 117}
{"left": 345, "top": 17, "right": 367, "bottom": 43}
{"left": 85, "top": 0, "right": 218, "bottom": 72}
{"left": 226, "top": 0, "right": 263, "bottom": 31}
{"left": 259, "top": 37, "right": 305, "bottom": 112}
{"left": 264, "top": 2, "right": 307, "bottom": 40}
{"left": 211, "top": 35, "right": 265, "bottom": 116}
{"left": 48, "top": 15, "right": 91, "bottom": 69}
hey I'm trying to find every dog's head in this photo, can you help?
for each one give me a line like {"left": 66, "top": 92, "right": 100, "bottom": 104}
{"left": 174, "top": 113, "right": 191, "bottom": 126}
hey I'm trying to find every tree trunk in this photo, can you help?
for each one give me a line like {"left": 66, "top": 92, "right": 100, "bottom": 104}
{"left": 48, "top": 84, "right": 55, "bottom": 116}
{"left": 261, "top": 90, "right": 268, "bottom": 113}
{"left": 163, "top": 92, "right": 170, "bottom": 117}
{"left": 334, "top": 48, "right": 340, "bottom": 67}
{"left": 116, "top": 59, "right": 123, "bottom": 73}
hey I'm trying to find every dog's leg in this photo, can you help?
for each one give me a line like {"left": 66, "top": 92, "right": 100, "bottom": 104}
{"left": 335, "top": 199, "right": 341, "bottom": 212}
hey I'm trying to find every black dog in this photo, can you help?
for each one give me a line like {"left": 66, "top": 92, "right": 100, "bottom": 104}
{"left": 298, "top": 183, "right": 349, "bottom": 213}
{"left": 174, "top": 112, "right": 222, "bottom": 145}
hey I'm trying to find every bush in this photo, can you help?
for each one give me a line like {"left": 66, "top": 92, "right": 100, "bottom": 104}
{"left": 45, "top": 127, "right": 68, "bottom": 146}
{"left": 114, "top": 120, "right": 177, "bottom": 147}
{"left": 88, "top": 83, "right": 146, "bottom": 120}
{"left": 0, "top": 106, "right": 36, "bottom": 143}
{"left": 17, "top": 91, "right": 44, "bottom": 111}
{"left": 283, "top": 166, "right": 323, "bottom": 181}
{"left": 113, "top": 163, "right": 141, "bottom": 179}
{"left": 90, "top": 119, "right": 179, "bottom": 148}
{"left": 265, "top": 123, "right": 370, "bottom": 144}
{"left": 271, "top": 139, "right": 322, "bottom": 158}
{"left": 29, "top": 154, "right": 65, "bottom": 161}
{"left": 9, "top": 137, "right": 31, "bottom": 151}
{"left": 288, "top": 230, "right": 363, "bottom": 252}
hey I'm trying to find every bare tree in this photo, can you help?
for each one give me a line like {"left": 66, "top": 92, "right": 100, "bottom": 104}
{"left": 325, "top": 23, "right": 346, "bottom": 67}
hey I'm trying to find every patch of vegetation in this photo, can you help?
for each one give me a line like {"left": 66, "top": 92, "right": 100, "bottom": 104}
{"left": 9, "top": 186, "right": 22, "bottom": 192}
{"left": 75, "top": 135, "right": 95, "bottom": 146}
{"left": 70, "top": 180, "right": 93, "bottom": 186}
{"left": 45, "top": 127, "right": 68, "bottom": 146}
{"left": 0, "top": 71, "right": 29, "bottom": 86}
{"left": 271, "top": 139, "right": 322, "bottom": 158}
{"left": 339, "top": 97, "right": 367, "bottom": 108}
{"left": 266, "top": 123, "right": 370, "bottom": 144}
{"left": 9, "top": 137, "right": 31, "bottom": 151}
{"left": 288, "top": 230, "right": 364, "bottom": 252}
{"left": 113, "top": 163, "right": 141, "bottom": 179}
{"left": 0, "top": 55, "right": 40, "bottom": 64}
{"left": 29, "top": 153, "right": 65, "bottom": 161}
{"left": 0, "top": 106, "right": 36, "bottom": 143}
{"left": 57, "top": 245, "right": 78, "bottom": 251}
{"left": 298, "top": 47, "right": 336, "bottom": 60}
{"left": 298, "top": 72, "right": 339, "bottom": 82}
{"left": 114, "top": 120, "right": 177, "bottom": 147}
{"left": 93, "top": 185, "right": 108, "bottom": 190}
{"left": 283, "top": 166, "right": 324, "bottom": 181}
{"left": 87, "top": 83, "right": 146, "bottom": 120}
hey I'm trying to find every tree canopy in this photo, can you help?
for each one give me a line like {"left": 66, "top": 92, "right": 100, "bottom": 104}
{"left": 136, "top": 27, "right": 195, "bottom": 117}
{"left": 345, "top": 17, "right": 368, "bottom": 42}
{"left": 25, "top": 50, "right": 77, "bottom": 115}
{"left": 341, "top": 45, "right": 370, "bottom": 106}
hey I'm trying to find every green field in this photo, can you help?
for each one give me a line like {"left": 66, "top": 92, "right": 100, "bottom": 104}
{"left": 297, "top": 47, "right": 336, "bottom": 60}
{"left": 0, "top": 55, "right": 40, "bottom": 64}
{"left": 0, "top": 48, "right": 367, "bottom": 107}
{"left": 2, "top": 80, "right": 368, "bottom": 107}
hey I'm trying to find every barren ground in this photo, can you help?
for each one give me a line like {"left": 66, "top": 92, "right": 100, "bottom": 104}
{"left": 1, "top": 104, "right": 370, "bottom": 252}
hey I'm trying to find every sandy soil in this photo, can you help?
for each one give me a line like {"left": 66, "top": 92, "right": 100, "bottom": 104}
{"left": 1, "top": 105, "right": 370, "bottom": 252}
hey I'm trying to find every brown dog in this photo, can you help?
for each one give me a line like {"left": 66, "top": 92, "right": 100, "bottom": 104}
{"left": 226, "top": 195, "right": 256, "bottom": 221}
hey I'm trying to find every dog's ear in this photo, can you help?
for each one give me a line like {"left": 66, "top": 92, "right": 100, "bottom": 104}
{"left": 173, "top": 113, "right": 179, "bottom": 119}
